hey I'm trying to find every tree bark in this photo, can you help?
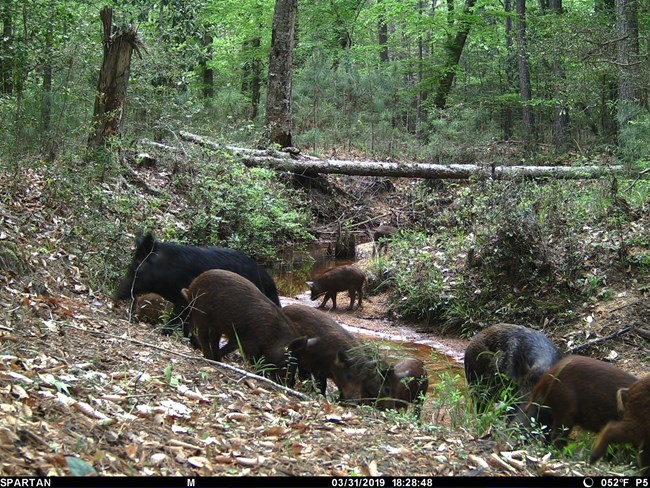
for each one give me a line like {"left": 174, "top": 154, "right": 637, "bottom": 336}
{"left": 502, "top": 0, "right": 515, "bottom": 141}
{"left": 200, "top": 32, "right": 214, "bottom": 99}
{"left": 265, "top": 0, "right": 297, "bottom": 148}
{"left": 242, "top": 36, "right": 262, "bottom": 120}
{"left": 515, "top": 0, "right": 536, "bottom": 154}
{"left": 549, "top": 0, "right": 569, "bottom": 152}
{"left": 87, "top": 7, "right": 144, "bottom": 149}
{"left": 179, "top": 131, "right": 625, "bottom": 180}
{"left": 615, "top": 0, "right": 642, "bottom": 128}
{"left": 41, "top": 0, "right": 54, "bottom": 133}
{"left": 433, "top": 0, "right": 477, "bottom": 109}
{"left": 378, "top": 0, "right": 389, "bottom": 63}
{"left": 0, "top": 0, "right": 13, "bottom": 95}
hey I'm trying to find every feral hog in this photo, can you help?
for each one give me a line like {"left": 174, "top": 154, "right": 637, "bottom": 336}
{"left": 114, "top": 233, "right": 280, "bottom": 337}
{"left": 307, "top": 265, "right": 365, "bottom": 310}
{"left": 527, "top": 355, "right": 638, "bottom": 447}
{"left": 377, "top": 358, "right": 429, "bottom": 416}
{"left": 283, "top": 304, "right": 361, "bottom": 395}
{"left": 464, "top": 323, "right": 563, "bottom": 417}
{"left": 332, "top": 346, "right": 393, "bottom": 406}
{"left": 373, "top": 225, "right": 398, "bottom": 257}
{"left": 133, "top": 293, "right": 172, "bottom": 324}
{"left": 181, "top": 269, "right": 297, "bottom": 383}
{"left": 591, "top": 375, "right": 650, "bottom": 476}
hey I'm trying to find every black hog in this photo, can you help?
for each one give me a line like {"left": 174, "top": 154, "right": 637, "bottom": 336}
{"left": 306, "top": 265, "right": 365, "bottom": 310}
{"left": 181, "top": 269, "right": 298, "bottom": 383}
{"left": 283, "top": 304, "right": 362, "bottom": 395}
{"left": 114, "top": 233, "right": 280, "bottom": 337}
{"left": 464, "top": 323, "right": 563, "bottom": 420}
{"left": 372, "top": 225, "right": 397, "bottom": 257}
{"left": 527, "top": 355, "right": 638, "bottom": 447}
{"left": 591, "top": 375, "right": 650, "bottom": 476}
{"left": 377, "top": 359, "right": 429, "bottom": 415}
{"left": 133, "top": 293, "right": 172, "bottom": 324}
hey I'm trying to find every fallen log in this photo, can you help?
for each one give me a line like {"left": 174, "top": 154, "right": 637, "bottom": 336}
{"left": 179, "top": 131, "right": 626, "bottom": 180}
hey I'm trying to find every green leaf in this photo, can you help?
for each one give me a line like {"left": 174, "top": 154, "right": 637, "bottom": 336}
{"left": 65, "top": 456, "right": 97, "bottom": 477}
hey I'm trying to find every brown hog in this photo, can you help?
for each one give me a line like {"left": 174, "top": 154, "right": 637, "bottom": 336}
{"left": 332, "top": 346, "right": 394, "bottom": 406}
{"left": 181, "top": 269, "right": 298, "bottom": 383}
{"left": 591, "top": 375, "right": 650, "bottom": 476}
{"left": 377, "top": 358, "right": 429, "bottom": 416}
{"left": 527, "top": 355, "right": 638, "bottom": 447}
{"left": 464, "top": 323, "right": 563, "bottom": 419}
{"left": 373, "top": 225, "right": 398, "bottom": 257}
{"left": 133, "top": 293, "right": 173, "bottom": 324}
{"left": 306, "top": 265, "right": 366, "bottom": 310}
{"left": 283, "top": 304, "right": 363, "bottom": 395}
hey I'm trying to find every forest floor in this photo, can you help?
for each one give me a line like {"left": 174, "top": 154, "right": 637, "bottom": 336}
{"left": 0, "top": 162, "right": 649, "bottom": 478}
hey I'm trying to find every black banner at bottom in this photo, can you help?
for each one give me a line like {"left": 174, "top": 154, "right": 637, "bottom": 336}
{"left": 0, "top": 477, "right": 647, "bottom": 488}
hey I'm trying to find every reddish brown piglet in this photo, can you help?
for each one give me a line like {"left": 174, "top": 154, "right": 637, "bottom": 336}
{"left": 306, "top": 265, "right": 366, "bottom": 310}
{"left": 132, "top": 293, "right": 172, "bottom": 324}
{"left": 591, "top": 375, "right": 650, "bottom": 476}
{"left": 527, "top": 355, "right": 638, "bottom": 447}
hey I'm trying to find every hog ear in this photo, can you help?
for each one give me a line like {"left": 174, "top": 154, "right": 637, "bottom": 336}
{"left": 287, "top": 336, "right": 309, "bottom": 352}
{"left": 181, "top": 288, "right": 191, "bottom": 302}
{"left": 616, "top": 387, "right": 629, "bottom": 416}
{"left": 135, "top": 232, "right": 156, "bottom": 258}
{"left": 335, "top": 349, "right": 351, "bottom": 367}
{"left": 305, "top": 281, "right": 314, "bottom": 289}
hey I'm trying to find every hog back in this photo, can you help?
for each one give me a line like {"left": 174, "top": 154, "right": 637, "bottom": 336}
{"left": 183, "top": 269, "right": 297, "bottom": 381}
{"left": 528, "top": 355, "right": 638, "bottom": 446}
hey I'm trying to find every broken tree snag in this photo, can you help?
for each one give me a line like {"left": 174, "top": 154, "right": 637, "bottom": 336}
{"left": 88, "top": 7, "right": 145, "bottom": 149}
{"left": 334, "top": 226, "right": 356, "bottom": 259}
{"left": 178, "top": 131, "right": 626, "bottom": 180}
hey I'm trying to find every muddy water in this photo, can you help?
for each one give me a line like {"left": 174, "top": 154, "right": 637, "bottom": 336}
{"left": 273, "top": 242, "right": 467, "bottom": 392}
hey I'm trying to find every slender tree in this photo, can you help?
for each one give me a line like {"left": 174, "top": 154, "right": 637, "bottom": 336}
{"left": 265, "top": 0, "right": 297, "bottom": 147}
{"left": 200, "top": 32, "right": 214, "bottom": 99}
{"left": 550, "top": 0, "right": 569, "bottom": 151}
{"left": 0, "top": 0, "right": 13, "bottom": 94}
{"left": 378, "top": 0, "right": 389, "bottom": 63}
{"left": 502, "top": 0, "right": 515, "bottom": 141}
{"left": 515, "top": 0, "right": 536, "bottom": 153}
{"left": 242, "top": 36, "right": 262, "bottom": 119}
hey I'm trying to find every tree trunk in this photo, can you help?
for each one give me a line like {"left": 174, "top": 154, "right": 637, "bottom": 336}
{"left": 0, "top": 0, "right": 13, "bottom": 95}
{"left": 378, "top": 0, "right": 389, "bottom": 63}
{"left": 264, "top": 0, "right": 297, "bottom": 148}
{"left": 88, "top": 7, "right": 144, "bottom": 149}
{"left": 41, "top": 0, "right": 54, "bottom": 134}
{"left": 515, "top": 0, "right": 536, "bottom": 154}
{"left": 200, "top": 32, "right": 214, "bottom": 99}
{"left": 502, "top": 0, "right": 515, "bottom": 141}
{"left": 242, "top": 36, "right": 262, "bottom": 120}
{"left": 179, "top": 131, "right": 625, "bottom": 180}
{"left": 549, "top": 0, "right": 568, "bottom": 152}
{"left": 615, "top": 0, "right": 642, "bottom": 128}
{"left": 433, "top": 0, "right": 477, "bottom": 109}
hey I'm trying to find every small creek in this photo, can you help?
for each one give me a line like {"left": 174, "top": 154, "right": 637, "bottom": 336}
{"left": 271, "top": 242, "right": 466, "bottom": 392}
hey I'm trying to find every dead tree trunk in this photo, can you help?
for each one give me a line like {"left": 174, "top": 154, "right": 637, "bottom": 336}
{"left": 178, "top": 131, "right": 626, "bottom": 180}
{"left": 264, "top": 0, "right": 297, "bottom": 148}
{"left": 88, "top": 7, "right": 144, "bottom": 149}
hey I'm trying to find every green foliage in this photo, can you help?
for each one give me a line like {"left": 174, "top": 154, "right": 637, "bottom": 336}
{"left": 174, "top": 152, "right": 313, "bottom": 261}
{"left": 618, "top": 112, "right": 650, "bottom": 167}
